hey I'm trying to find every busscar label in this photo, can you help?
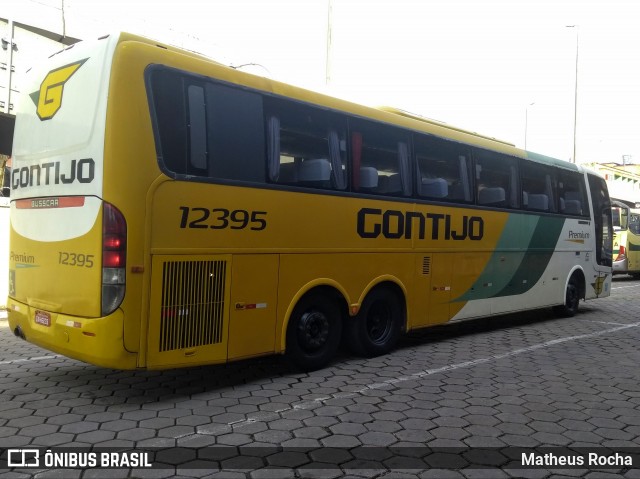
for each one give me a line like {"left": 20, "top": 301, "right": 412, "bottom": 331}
{"left": 31, "top": 198, "right": 59, "bottom": 208}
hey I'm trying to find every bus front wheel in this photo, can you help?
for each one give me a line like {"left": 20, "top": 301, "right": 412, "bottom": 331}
{"left": 286, "top": 292, "right": 342, "bottom": 371}
{"left": 553, "top": 274, "right": 581, "bottom": 317}
{"left": 346, "top": 287, "right": 402, "bottom": 357}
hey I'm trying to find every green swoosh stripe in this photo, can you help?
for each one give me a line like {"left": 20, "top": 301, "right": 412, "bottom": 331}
{"left": 494, "top": 216, "right": 565, "bottom": 297}
{"left": 628, "top": 241, "right": 640, "bottom": 252}
{"left": 454, "top": 214, "right": 565, "bottom": 302}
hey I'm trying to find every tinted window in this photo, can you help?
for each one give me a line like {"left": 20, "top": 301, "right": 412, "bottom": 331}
{"left": 415, "top": 136, "right": 472, "bottom": 202}
{"left": 1, "top": 166, "right": 10, "bottom": 197}
{"left": 521, "top": 162, "right": 557, "bottom": 212}
{"left": 557, "top": 169, "right": 587, "bottom": 216}
{"left": 588, "top": 174, "right": 613, "bottom": 267}
{"left": 351, "top": 121, "right": 411, "bottom": 197}
{"left": 474, "top": 150, "right": 519, "bottom": 208}
{"left": 147, "top": 67, "right": 265, "bottom": 183}
{"left": 265, "top": 98, "right": 347, "bottom": 190}
{"left": 205, "top": 83, "right": 265, "bottom": 182}
{"left": 630, "top": 214, "right": 640, "bottom": 235}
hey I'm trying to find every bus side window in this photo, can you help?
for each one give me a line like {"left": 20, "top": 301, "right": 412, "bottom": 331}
{"left": 147, "top": 68, "right": 189, "bottom": 175}
{"left": 558, "top": 170, "right": 587, "bottom": 216}
{"left": 630, "top": 214, "right": 640, "bottom": 235}
{"left": 474, "top": 150, "right": 519, "bottom": 208}
{"left": 415, "top": 135, "right": 472, "bottom": 203}
{"left": 147, "top": 67, "right": 265, "bottom": 183}
{"left": 351, "top": 122, "right": 411, "bottom": 197}
{"left": 266, "top": 99, "right": 348, "bottom": 191}
{"left": 588, "top": 173, "right": 613, "bottom": 267}
{"left": 205, "top": 83, "right": 265, "bottom": 182}
{"left": 1, "top": 165, "right": 10, "bottom": 197}
{"left": 521, "top": 162, "right": 557, "bottom": 212}
{"left": 187, "top": 85, "right": 207, "bottom": 173}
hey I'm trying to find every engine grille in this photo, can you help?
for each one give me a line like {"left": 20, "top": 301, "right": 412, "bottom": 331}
{"left": 159, "top": 260, "right": 227, "bottom": 352}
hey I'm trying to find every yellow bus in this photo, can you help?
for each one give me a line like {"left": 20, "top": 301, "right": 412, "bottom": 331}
{"left": 612, "top": 200, "right": 640, "bottom": 277}
{"left": 7, "top": 32, "right": 612, "bottom": 371}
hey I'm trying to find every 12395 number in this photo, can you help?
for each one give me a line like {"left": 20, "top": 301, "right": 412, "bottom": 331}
{"left": 179, "top": 207, "right": 267, "bottom": 231}
{"left": 59, "top": 252, "right": 95, "bottom": 268}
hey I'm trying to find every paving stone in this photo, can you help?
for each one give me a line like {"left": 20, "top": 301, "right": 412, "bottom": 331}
{"left": 320, "top": 434, "right": 361, "bottom": 448}
{"left": 116, "top": 427, "right": 157, "bottom": 441}
{"left": 2, "top": 277, "right": 640, "bottom": 477}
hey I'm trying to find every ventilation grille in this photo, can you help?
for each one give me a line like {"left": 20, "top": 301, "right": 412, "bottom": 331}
{"left": 422, "top": 256, "right": 431, "bottom": 275}
{"left": 160, "top": 260, "right": 226, "bottom": 352}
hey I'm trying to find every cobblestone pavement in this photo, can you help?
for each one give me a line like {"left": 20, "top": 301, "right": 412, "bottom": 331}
{"left": 1, "top": 277, "right": 640, "bottom": 478}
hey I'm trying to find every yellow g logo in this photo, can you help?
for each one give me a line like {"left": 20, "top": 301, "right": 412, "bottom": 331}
{"left": 30, "top": 58, "right": 88, "bottom": 121}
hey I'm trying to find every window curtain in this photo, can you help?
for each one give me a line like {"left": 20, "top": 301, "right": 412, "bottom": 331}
{"left": 509, "top": 165, "right": 519, "bottom": 207}
{"left": 351, "top": 132, "right": 363, "bottom": 191}
{"left": 545, "top": 174, "right": 556, "bottom": 211}
{"left": 397, "top": 141, "right": 411, "bottom": 196}
{"left": 459, "top": 155, "right": 472, "bottom": 201}
{"left": 328, "top": 130, "right": 346, "bottom": 190}
{"left": 267, "top": 116, "right": 280, "bottom": 182}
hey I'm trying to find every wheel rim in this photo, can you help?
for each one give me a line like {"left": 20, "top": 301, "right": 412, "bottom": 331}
{"left": 297, "top": 310, "right": 330, "bottom": 352}
{"left": 366, "top": 300, "right": 392, "bottom": 344}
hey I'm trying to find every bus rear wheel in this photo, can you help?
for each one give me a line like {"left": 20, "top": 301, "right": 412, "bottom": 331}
{"left": 553, "top": 274, "right": 581, "bottom": 317}
{"left": 346, "top": 287, "right": 402, "bottom": 357}
{"left": 286, "top": 292, "right": 342, "bottom": 371}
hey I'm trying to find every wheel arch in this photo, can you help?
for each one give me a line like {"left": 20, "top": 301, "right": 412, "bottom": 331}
{"left": 565, "top": 266, "right": 586, "bottom": 301}
{"left": 357, "top": 276, "right": 408, "bottom": 333}
{"left": 278, "top": 279, "right": 350, "bottom": 353}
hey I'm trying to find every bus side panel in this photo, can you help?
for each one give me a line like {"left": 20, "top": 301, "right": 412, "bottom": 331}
{"left": 629, "top": 236, "right": 640, "bottom": 273}
{"left": 425, "top": 253, "right": 453, "bottom": 326}
{"left": 228, "top": 254, "right": 279, "bottom": 360}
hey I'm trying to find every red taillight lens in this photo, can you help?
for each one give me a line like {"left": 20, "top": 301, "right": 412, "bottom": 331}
{"left": 103, "top": 203, "right": 126, "bottom": 266}
{"left": 103, "top": 236, "right": 123, "bottom": 249}
{"left": 102, "top": 203, "right": 127, "bottom": 316}
{"left": 103, "top": 250, "right": 125, "bottom": 268}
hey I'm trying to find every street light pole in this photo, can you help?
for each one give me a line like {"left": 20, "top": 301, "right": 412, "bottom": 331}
{"left": 325, "top": 0, "right": 333, "bottom": 86}
{"left": 524, "top": 102, "right": 535, "bottom": 150}
{"left": 567, "top": 25, "right": 579, "bottom": 163}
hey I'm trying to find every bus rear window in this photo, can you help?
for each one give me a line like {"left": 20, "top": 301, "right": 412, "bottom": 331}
{"left": 147, "top": 66, "right": 265, "bottom": 183}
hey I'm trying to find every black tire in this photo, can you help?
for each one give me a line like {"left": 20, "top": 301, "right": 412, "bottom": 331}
{"left": 553, "top": 275, "right": 580, "bottom": 317}
{"left": 285, "top": 292, "right": 342, "bottom": 371}
{"left": 346, "top": 287, "right": 402, "bottom": 357}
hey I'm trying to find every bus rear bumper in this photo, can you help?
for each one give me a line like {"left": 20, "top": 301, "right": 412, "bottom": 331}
{"left": 6, "top": 298, "right": 138, "bottom": 369}
{"left": 613, "top": 258, "right": 629, "bottom": 274}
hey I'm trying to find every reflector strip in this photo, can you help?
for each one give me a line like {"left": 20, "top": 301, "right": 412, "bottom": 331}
{"left": 15, "top": 196, "right": 86, "bottom": 209}
{"left": 235, "top": 302, "right": 267, "bottom": 310}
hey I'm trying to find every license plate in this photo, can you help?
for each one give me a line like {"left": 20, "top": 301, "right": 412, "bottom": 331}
{"left": 34, "top": 310, "right": 51, "bottom": 327}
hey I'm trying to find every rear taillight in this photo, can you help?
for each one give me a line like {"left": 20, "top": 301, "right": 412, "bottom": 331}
{"left": 618, "top": 245, "right": 627, "bottom": 261}
{"left": 102, "top": 202, "right": 126, "bottom": 316}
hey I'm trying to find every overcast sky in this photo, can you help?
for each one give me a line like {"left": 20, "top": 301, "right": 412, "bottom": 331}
{"left": 10, "top": 0, "right": 640, "bottom": 164}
